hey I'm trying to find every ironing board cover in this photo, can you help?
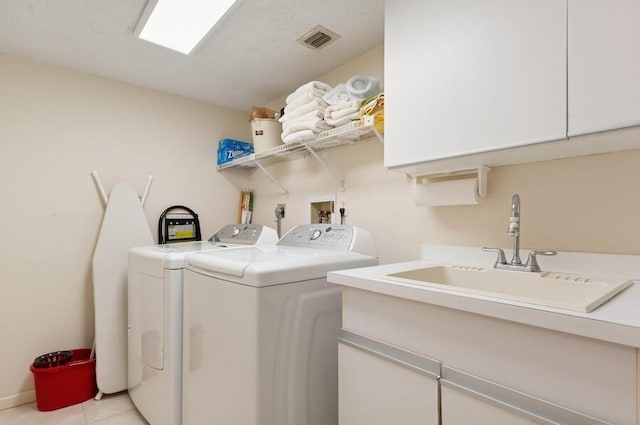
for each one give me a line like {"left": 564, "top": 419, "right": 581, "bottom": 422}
{"left": 92, "top": 182, "right": 153, "bottom": 394}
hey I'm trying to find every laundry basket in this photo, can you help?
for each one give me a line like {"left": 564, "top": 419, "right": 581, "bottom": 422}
{"left": 30, "top": 348, "right": 97, "bottom": 411}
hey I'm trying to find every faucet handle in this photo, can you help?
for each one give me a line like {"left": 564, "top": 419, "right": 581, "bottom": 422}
{"left": 482, "top": 247, "right": 507, "bottom": 266}
{"left": 525, "top": 250, "right": 557, "bottom": 272}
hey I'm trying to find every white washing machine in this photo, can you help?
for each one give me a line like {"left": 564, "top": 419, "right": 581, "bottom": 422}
{"left": 182, "top": 224, "right": 378, "bottom": 425}
{"left": 127, "top": 224, "right": 278, "bottom": 425}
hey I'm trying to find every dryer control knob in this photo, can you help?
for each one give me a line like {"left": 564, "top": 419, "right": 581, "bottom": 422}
{"left": 232, "top": 227, "right": 241, "bottom": 236}
{"left": 310, "top": 229, "right": 322, "bottom": 240}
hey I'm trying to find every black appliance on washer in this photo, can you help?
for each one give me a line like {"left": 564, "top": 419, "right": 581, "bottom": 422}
{"left": 157, "top": 205, "right": 202, "bottom": 244}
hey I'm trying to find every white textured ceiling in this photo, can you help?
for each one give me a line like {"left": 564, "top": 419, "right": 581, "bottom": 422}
{"left": 0, "top": 0, "right": 384, "bottom": 112}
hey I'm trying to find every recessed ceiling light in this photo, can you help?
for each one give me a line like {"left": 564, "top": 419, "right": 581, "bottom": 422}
{"left": 137, "top": 0, "right": 237, "bottom": 54}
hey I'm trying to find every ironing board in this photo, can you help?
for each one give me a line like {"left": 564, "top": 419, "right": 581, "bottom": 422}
{"left": 92, "top": 182, "right": 153, "bottom": 395}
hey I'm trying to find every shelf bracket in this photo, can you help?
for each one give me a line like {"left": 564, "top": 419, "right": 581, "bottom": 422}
{"left": 371, "top": 126, "right": 384, "bottom": 143}
{"left": 254, "top": 160, "right": 289, "bottom": 195}
{"left": 304, "top": 144, "right": 345, "bottom": 191}
{"left": 363, "top": 115, "right": 384, "bottom": 143}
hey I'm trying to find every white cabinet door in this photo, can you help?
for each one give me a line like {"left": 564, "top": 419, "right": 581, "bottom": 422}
{"left": 441, "top": 385, "right": 541, "bottom": 425}
{"left": 568, "top": 0, "right": 640, "bottom": 136}
{"left": 384, "top": 0, "right": 567, "bottom": 168}
{"left": 338, "top": 335, "right": 439, "bottom": 425}
{"left": 440, "top": 367, "right": 609, "bottom": 425}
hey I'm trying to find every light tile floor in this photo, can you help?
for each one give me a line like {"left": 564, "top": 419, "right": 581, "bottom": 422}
{"left": 0, "top": 391, "right": 148, "bottom": 425}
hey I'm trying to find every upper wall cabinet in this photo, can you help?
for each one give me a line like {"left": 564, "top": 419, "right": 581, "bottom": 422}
{"left": 384, "top": 0, "right": 567, "bottom": 169}
{"left": 568, "top": 0, "right": 640, "bottom": 136}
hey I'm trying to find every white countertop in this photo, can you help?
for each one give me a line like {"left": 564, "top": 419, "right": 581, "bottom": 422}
{"left": 328, "top": 246, "right": 640, "bottom": 348}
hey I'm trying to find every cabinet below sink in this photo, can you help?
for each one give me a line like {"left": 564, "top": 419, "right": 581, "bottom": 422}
{"left": 329, "top": 247, "right": 640, "bottom": 424}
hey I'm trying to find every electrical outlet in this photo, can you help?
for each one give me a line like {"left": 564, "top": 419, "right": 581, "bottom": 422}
{"left": 277, "top": 203, "right": 285, "bottom": 218}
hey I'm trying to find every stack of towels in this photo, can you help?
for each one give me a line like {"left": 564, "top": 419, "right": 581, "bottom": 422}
{"left": 279, "top": 81, "right": 333, "bottom": 144}
{"left": 321, "top": 81, "right": 366, "bottom": 126}
{"left": 279, "top": 77, "right": 382, "bottom": 144}
{"left": 323, "top": 98, "right": 361, "bottom": 126}
{"left": 323, "top": 75, "right": 380, "bottom": 127}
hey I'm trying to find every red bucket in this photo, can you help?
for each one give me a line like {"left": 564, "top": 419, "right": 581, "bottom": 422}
{"left": 30, "top": 348, "right": 97, "bottom": 411}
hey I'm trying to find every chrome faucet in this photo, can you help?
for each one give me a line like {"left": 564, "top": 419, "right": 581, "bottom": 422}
{"left": 483, "top": 194, "right": 557, "bottom": 273}
{"left": 507, "top": 194, "right": 522, "bottom": 266}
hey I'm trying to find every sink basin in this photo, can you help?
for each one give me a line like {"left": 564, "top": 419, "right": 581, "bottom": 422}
{"left": 387, "top": 265, "right": 632, "bottom": 312}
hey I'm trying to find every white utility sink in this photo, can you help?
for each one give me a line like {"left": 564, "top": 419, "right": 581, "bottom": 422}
{"left": 387, "top": 265, "right": 632, "bottom": 312}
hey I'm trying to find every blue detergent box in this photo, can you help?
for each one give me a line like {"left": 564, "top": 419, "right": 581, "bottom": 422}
{"left": 217, "top": 138, "right": 254, "bottom": 165}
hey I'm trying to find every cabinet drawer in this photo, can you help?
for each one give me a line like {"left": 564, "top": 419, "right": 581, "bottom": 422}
{"left": 338, "top": 330, "right": 440, "bottom": 425}
{"left": 441, "top": 366, "right": 610, "bottom": 425}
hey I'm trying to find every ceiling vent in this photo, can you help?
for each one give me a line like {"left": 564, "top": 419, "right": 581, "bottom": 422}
{"left": 297, "top": 25, "right": 340, "bottom": 50}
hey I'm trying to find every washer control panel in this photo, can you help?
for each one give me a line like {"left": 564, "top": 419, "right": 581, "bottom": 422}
{"left": 278, "top": 224, "right": 354, "bottom": 251}
{"left": 211, "top": 224, "right": 267, "bottom": 245}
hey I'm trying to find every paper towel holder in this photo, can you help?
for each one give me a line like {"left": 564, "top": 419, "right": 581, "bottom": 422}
{"left": 414, "top": 165, "right": 490, "bottom": 202}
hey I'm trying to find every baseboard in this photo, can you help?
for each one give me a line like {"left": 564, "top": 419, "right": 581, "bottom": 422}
{"left": 0, "top": 390, "right": 36, "bottom": 411}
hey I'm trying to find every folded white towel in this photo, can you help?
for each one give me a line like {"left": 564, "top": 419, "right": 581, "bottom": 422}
{"left": 323, "top": 99, "right": 361, "bottom": 126}
{"left": 282, "top": 109, "right": 323, "bottom": 124}
{"left": 322, "top": 83, "right": 351, "bottom": 105}
{"left": 284, "top": 94, "right": 328, "bottom": 115}
{"left": 283, "top": 129, "right": 316, "bottom": 144}
{"left": 331, "top": 107, "right": 361, "bottom": 121}
{"left": 285, "top": 81, "right": 333, "bottom": 105}
{"left": 290, "top": 81, "right": 333, "bottom": 97}
{"left": 282, "top": 110, "right": 332, "bottom": 137}
{"left": 324, "top": 111, "right": 361, "bottom": 127}
{"left": 282, "top": 118, "right": 332, "bottom": 139}
{"left": 325, "top": 99, "right": 360, "bottom": 118}
{"left": 280, "top": 98, "right": 328, "bottom": 122}
{"left": 286, "top": 88, "right": 327, "bottom": 108}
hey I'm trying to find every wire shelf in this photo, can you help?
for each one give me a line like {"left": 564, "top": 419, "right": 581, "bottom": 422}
{"left": 217, "top": 115, "right": 382, "bottom": 171}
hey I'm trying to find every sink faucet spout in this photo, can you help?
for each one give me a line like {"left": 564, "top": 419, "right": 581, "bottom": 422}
{"left": 508, "top": 194, "right": 521, "bottom": 265}
{"left": 483, "top": 194, "right": 557, "bottom": 272}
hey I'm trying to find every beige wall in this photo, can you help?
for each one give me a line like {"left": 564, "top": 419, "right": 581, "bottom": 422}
{"left": 2, "top": 43, "right": 640, "bottom": 409}
{"left": 252, "top": 45, "right": 640, "bottom": 262}
{"left": 0, "top": 54, "right": 250, "bottom": 406}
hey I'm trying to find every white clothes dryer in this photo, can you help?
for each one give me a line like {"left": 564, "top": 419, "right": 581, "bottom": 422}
{"left": 182, "top": 224, "right": 378, "bottom": 425}
{"left": 127, "top": 224, "right": 278, "bottom": 425}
